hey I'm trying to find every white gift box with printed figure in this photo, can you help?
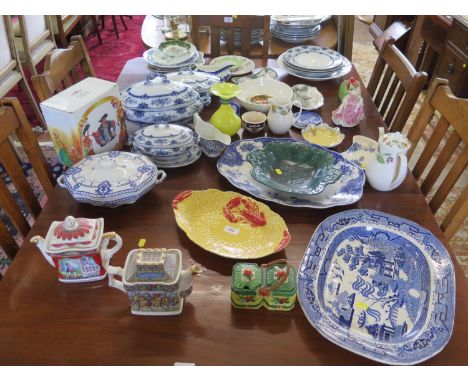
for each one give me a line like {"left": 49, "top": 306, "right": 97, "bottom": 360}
{"left": 40, "top": 77, "right": 128, "bottom": 166}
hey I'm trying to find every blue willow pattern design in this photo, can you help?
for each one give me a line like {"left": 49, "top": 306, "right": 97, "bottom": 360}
{"left": 298, "top": 209, "right": 455, "bottom": 365}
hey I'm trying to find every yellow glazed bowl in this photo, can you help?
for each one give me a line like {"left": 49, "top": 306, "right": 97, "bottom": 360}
{"left": 172, "top": 189, "right": 291, "bottom": 259}
{"left": 301, "top": 123, "right": 345, "bottom": 148}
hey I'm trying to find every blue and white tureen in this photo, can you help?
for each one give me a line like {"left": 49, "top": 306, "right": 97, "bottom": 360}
{"left": 121, "top": 73, "right": 203, "bottom": 125}
{"left": 166, "top": 69, "right": 220, "bottom": 106}
{"left": 57, "top": 151, "right": 166, "bottom": 208}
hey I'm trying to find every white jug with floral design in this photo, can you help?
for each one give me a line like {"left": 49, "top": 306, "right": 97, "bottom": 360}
{"left": 366, "top": 127, "right": 411, "bottom": 191}
{"left": 267, "top": 97, "right": 302, "bottom": 134}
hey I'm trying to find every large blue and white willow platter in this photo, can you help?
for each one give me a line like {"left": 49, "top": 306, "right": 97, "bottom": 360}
{"left": 217, "top": 137, "right": 364, "bottom": 208}
{"left": 298, "top": 209, "right": 455, "bottom": 365}
{"left": 57, "top": 152, "right": 166, "bottom": 208}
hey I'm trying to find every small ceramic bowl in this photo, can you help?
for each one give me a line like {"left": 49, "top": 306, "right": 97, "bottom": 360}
{"left": 301, "top": 123, "right": 345, "bottom": 148}
{"left": 241, "top": 111, "right": 267, "bottom": 134}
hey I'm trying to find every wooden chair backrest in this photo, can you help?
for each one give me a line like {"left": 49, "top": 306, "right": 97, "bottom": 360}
{"left": 53, "top": 15, "right": 83, "bottom": 47}
{"left": 0, "top": 16, "right": 19, "bottom": 84}
{"left": 0, "top": 98, "right": 55, "bottom": 265}
{"left": 406, "top": 78, "right": 468, "bottom": 240}
{"left": 191, "top": 15, "right": 271, "bottom": 59}
{"left": 31, "top": 35, "right": 96, "bottom": 102}
{"left": 367, "top": 37, "right": 427, "bottom": 133}
{"left": 17, "top": 15, "right": 56, "bottom": 75}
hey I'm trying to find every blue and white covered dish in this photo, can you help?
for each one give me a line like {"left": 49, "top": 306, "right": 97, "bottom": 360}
{"left": 57, "top": 151, "right": 166, "bottom": 208}
{"left": 132, "top": 123, "right": 195, "bottom": 152}
{"left": 166, "top": 69, "right": 220, "bottom": 106}
{"left": 121, "top": 74, "right": 203, "bottom": 124}
{"left": 298, "top": 209, "right": 455, "bottom": 365}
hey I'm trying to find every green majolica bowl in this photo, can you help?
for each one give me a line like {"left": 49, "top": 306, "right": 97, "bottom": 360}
{"left": 246, "top": 141, "right": 342, "bottom": 195}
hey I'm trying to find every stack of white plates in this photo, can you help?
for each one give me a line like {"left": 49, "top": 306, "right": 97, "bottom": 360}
{"left": 131, "top": 123, "right": 201, "bottom": 168}
{"left": 271, "top": 15, "right": 326, "bottom": 43}
{"left": 278, "top": 46, "right": 352, "bottom": 81}
{"left": 220, "top": 27, "right": 263, "bottom": 47}
{"left": 143, "top": 41, "right": 205, "bottom": 72}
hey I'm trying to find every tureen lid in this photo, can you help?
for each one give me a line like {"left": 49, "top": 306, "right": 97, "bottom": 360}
{"left": 132, "top": 123, "right": 194, "bottom": 149}
{"left": 44, "top": 216, "right": 104, "bottom": 255}
{"left": 121, "top": 73, "right": 201, "bottom": 111}
{"left": 166, "top": 69, "right": 220, "bottom": 94}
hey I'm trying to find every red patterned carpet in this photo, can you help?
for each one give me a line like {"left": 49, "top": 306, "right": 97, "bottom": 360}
{"left": 6, "top": 15, "right": 146, "bottom": 125}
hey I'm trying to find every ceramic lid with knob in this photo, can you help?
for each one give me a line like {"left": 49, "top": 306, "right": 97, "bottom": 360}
{"left": 43, "top": 216, "right": 104, "bottom": 256}
{"left": 132, "top": 123, "right": 194, "bottom": 150}
{"left": 166, "top": 69, "right": 220, "bottom": 95}
{"left": 121, "top": 73, "right": 201, "bottom": 112}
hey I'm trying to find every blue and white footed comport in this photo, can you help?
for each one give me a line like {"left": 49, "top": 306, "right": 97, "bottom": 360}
{"left": 298, "top": 209, "right": 455, "bottom": 365}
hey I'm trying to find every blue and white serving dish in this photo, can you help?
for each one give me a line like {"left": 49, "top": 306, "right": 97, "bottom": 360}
{"left": 57, "top": 151, "right": 166, "bottom": 208}
{"left": 121, "top": 74, "right": 203, "bottom": 124}
{"left": 217, "top": 137, "right": 365, "bottom": 208}
{"left": 298, "top": 209, "right": 455, "bottom": 365}
{"left": 166, "top": 69, "right": 220, "bottom": 106}
{"left": 195, "top": 63, "right": 234, "bottom": 82}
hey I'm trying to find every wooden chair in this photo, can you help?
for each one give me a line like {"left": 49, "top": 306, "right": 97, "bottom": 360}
{"left": 13, "top": 16, "right": 56, "bottom": 75}
{"left": 31, "top": 35, "right": 96, "bottom": 102}
{"left": 0, "top": 16, "right": 46, "bottom": 128}
{"left": 191, "top": 15, "right": 271, "bottom": 59}
{"left": 51, "top": 15, "right": 83, "bottom": 48}
{"left": 406, "top": 78, "right": 467, "bottom": 240}
{"left": 367, "top": 37, "right": 428, "bottom": 133}
{"left": 0, "top": 97, "right": 55, "bottom": 277}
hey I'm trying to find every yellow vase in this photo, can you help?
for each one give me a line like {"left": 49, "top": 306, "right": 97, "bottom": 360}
{"left": 210, "top": 82, "right": 242, "bottom": 136}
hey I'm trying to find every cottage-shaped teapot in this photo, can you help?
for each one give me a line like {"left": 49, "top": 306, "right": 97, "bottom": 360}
{"left": 30, "top": 216, "right": 122, "bottom": 283}
{"left": 108, "top": 248, "right": 202, "bottom": 315}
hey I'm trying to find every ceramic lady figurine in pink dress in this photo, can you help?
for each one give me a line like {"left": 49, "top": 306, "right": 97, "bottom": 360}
{"left": 332, "top": 88, "right": 365, "bottom": 128}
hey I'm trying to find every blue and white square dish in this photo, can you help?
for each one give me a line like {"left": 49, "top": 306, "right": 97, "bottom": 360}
{"left": 298, "top": 209, "right": 455, "bottom": 365}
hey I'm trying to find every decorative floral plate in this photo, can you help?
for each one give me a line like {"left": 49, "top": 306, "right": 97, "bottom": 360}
{"left": 211, "top": 55, "right": 256, "bottom": 76}
{"left": 217, "top": 137, "right": 365, "bottom": 209}
{"left": 151, "top": 40, "right": 197, "bottom": 66}
{"left": 292, "top": 84, "right": 324, "bottom": 110}
{"left": 172, "top": 189, "right": 291, "bottom": 259}
{"left": 246, "top": 141, "right": 342, "bottom": 196}
{"left": 298, "top": 209, "right": 455, "bottom": 365}
{"left": 231, "top": 67, "right": 279, "bottom": 84}
{"left": 57, "top": 151, "right": 166, "bottom": 208}
{"left": 292, "top": 111, "right": 323, "bottom": 129}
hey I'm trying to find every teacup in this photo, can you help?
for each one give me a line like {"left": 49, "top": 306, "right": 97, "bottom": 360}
{"left": 241, "top": 111, "right": 267, "bottom": 134}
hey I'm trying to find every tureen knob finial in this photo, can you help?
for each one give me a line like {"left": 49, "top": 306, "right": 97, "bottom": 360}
{"left": 63, "top": 216, "right": 79, "bottom": 231}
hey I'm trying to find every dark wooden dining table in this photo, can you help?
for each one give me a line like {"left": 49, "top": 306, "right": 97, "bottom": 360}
{"left": 0, "top": 57, "right": 466, "bottom": 366}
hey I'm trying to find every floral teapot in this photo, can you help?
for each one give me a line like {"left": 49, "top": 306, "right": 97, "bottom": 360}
{"left": 366, "top": 127, "right": 411, "bottom": 191}
{"left": 108, "top": 248, "right": 202, "bottom": 316}
{"left": 30, "top": 216, "right": 122, "bottom": 283}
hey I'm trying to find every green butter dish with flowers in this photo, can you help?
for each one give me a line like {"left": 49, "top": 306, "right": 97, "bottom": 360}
{"left": 231, "top": 260, "right": 297, "bottom": 311}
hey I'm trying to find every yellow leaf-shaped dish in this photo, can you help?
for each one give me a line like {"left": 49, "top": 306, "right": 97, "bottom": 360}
{"left": 172, "top": 189, "right": 291, "bottom": 259}
{"left": 301, "top": 123, "right": 345, "bottom": 148}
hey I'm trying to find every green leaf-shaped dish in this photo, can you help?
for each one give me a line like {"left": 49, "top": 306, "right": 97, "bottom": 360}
{"left": 246, "top": 141, "right": 342, "bottom": 195}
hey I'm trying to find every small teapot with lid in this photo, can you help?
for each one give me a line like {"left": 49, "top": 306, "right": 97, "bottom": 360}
{"left": 108, "top": 248, "right": 202, "bottom": 315}
{"left": 30, "top": 216, "right": 123, "bottom": 283}
{"left": 366, "top": 127, "right": 411, "bottom": 191}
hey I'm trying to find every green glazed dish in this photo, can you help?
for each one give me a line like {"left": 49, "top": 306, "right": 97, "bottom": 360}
{"left": 246, "top": 141, "right": 342, "bottom": 195}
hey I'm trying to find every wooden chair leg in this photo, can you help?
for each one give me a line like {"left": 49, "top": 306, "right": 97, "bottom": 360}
{"left": 19, "top": 78, "right": 46, "bottom": 129}
{"left": 119, "top": 16, "right": 128, "bottom": 31}
{"left": 111, "top": 16, "right": 119, "bottom": 39}
{"left": 100, "top": 15, "right": 105, "bottom": 29}
{"left": 92, "top": 16, "right": 102, "bottom": 44}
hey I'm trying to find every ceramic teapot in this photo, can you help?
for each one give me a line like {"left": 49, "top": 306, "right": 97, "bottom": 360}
{"left": 108, "top": 248, "right": 202, "bottom": 315}
{"left": 267, "top": 97, "right": 302, "bottom": 134}
{"left": 30, "top": 216, "right": 122, "bottom": 283}
{"left": 366, "top": 127, "right": 411, "bottom": 191}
